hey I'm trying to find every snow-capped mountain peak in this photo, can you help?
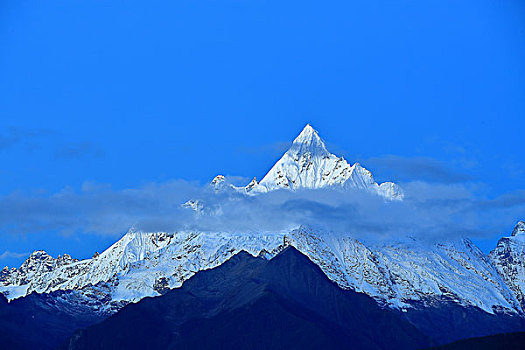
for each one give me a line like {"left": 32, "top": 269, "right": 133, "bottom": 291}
{"left": 512, "top": 221, "right": 525, "bottom": 237}
{"left": 245, "top": 177, "right": 258, "bottom": 191}
{"left": 287, "top": 123, "right": 330, "bottom": 158}
{"left": 187, "top": 124, "right": 402, "bottom": 199}
{"left": 211, "top": 175, "right": 225, "bottom": 187}
{"left": 254, "top": 124, "right": 403, "bottom": 199}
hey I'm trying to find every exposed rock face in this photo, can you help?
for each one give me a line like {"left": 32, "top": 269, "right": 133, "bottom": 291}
{"left": 1, "top": 251, "right": 78, "bottom": 288}
{"left": 153, "top": 277, "right": 170, "bottom": 295}
{"left": 490, "top": 221, "right": 525, "bottom": 311}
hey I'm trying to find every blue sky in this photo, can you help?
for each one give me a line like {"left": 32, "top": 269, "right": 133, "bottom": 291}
{"left": 1, "top": 0, "right": 524, "bottom": 267}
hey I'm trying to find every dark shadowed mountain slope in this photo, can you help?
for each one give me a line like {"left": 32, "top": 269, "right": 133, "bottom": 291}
{"left": 0, "top": 291, "right": 107, "bottom": 350}
{"left": 427, "top": 331, "right": 525, "bottom": 350}
{"left": 399, "top": 300, "right": 525, "bottom": 345}
{"left": 63, "top": 247, "right": 431, "bottom": 350}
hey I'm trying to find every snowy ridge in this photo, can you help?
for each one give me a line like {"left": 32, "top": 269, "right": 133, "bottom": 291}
{"left": 0, "top": 229, "right": 285, "bottom": 304}
{"left": 286, "top": 228, "right": 520, "bottom": 313}
{"left": 2, "top": 223, "right": 525, "bottom": 315}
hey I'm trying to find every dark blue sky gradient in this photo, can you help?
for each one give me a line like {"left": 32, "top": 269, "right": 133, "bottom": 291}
{"left": 1, "top": 0, "right": 524, "bottom": 266}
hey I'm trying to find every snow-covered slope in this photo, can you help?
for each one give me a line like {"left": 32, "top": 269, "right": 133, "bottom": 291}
{"left": 0, "top": 230, "right": 284, "bottom": 308}
{"left": 2, "top": 224, "right": 524, "bottom": 315}
{"left": 490, "top": 221, "right": 525, "bottom": 312}
{"left": 289, "top": 228, "right": 520, "bottom": 313}
{"left": 251, "top": 124, "right": 403, "bottom": 199}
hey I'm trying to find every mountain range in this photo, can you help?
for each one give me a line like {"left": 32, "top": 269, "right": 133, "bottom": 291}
{"left": 1, "top": 124, "right": 524, "bottom": 349}
{"left": 60, "top": 247, "right": 431, "bottom": 350}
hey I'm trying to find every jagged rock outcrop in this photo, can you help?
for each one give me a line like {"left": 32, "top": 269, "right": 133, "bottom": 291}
{"left": 490, "top": 221, "right": 525, "bottom": 311}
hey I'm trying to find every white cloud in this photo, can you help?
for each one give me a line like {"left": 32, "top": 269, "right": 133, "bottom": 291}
{"left": 0, "top": 251, "right": 29, "bottom": 260}
{"left": 0, "top": 177, "right": 523, "bottom": 244}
